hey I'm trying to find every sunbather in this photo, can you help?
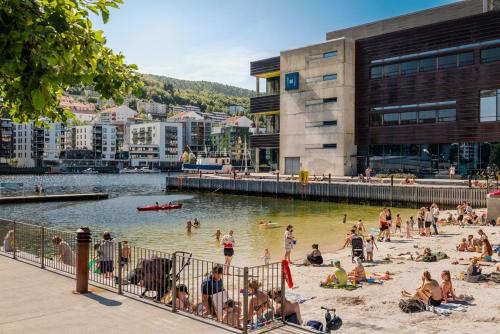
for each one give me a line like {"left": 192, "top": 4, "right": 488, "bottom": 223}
{"left": 481, "top": 237, "right": 493, "bottom": 261}
{"left": 440, "top": 270, "right": 456, "bottom": 303}
{"left": 456, "top": 238, "right": 468, "bottom": 252}
{"left": 321, "top": 260, "right": 347, "bottom": 286}
{"left": 402, "top": 271, "right": 442, "bottom": 307}
{"left": 268, "top": 288, "right": 303, "bottom": 325}
{"left": 222, "top": 299, "right": 242, "bottom": 329}
{"left": 304, "top": 244, "right": 323, "bottom": 265}
{"left": 348, "top": 257, "right": 367, "bottom": 283}
{"left": 248, "top": 280, "right": 272, "bottom": 325}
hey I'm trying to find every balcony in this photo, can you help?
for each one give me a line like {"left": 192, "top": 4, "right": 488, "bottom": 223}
{"left": 250, "top": 56, "right": 280, "bottom": 77}
{"left": 250, "top": 94, "right": 280, "bottom": 114}
{"left": 250, "top": 133, "right": 279, "bottom": 149}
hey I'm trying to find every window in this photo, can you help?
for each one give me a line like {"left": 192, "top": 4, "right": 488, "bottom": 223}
{"left": 458, "top": 52, "right": 474, "bottom": 66}
{"left": 370, "top": 114, "right": 382, "bottom": 126}
{"left": 322, "top": 120, "right": 337, "bottom": 126}
{"left": 437, "top": 109, "right": 456, "bottom": 122}
{"left": 323, "top": 143, "right": 337, "bottom": 149}
{"left": 418, "top": 110, "right": 436, "bottom": 124}
{"left": 438, "top": 54, "right": 457, "bottom": 69}
{"left": 400, "top": 112, "right": 417, "bottom": 125}
{"left": 285, "top": 72, "right": 299, "bottom": 90}
{"left": 306, "top": 120, "right": 337, "bottom": 128}
{"left": 323, "top": 51, "right": 337, "bottom": 58}
{"left": 383, "top": 113, "right": 399, "bottom": 126}
{"left": 383, "top": 63, "right": 399, "bottom": 77}
{"left": 323, "top": 74, "right": 337, "bottom": 81}
{"left": 481, "top": 47, "right": 500, "bottom": 63}
{"left": 400, "top": 61, "right": 417, "bottom": 75}
{"left": 419, "top": 58, "right": 437, "bottom": 72}
{"left": 480, "top": 90, "right": 497, "bottom": 122}
{"left": 370, "top": 66, "right": 382, "bottom": 79}
{"left": 323, "top": 97, "right": 337, "bottom": 104}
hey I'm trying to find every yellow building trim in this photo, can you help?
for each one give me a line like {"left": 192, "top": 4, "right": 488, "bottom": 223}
{"left": 255, "top": 70, "right": 280, "bottom": 79}
{"left": 253, "top": 110, "right": 280, "bottom": 116}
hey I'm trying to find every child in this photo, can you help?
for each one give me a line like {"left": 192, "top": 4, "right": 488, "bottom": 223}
{"left": 175, "top": 284, "right": 192, "bottom": 312}
{"left": 262, "top": 248, "right": 271, "bottom": 265}
{"left": 440, "top": 270, "right": 456, "bottom": 303}
{"left": 3, "top": 230, "right": 14, "bottom": 252}
{"left": 120, "top": 241, "right": 131, "bottom": 270}
{"left": 212, "top": 228, "right": 222, "bottom": 242}
{"left": 222, "top": 299, "right": 242, "bottom": 329}
{"left": 394, "top": 214, "right": 402, "bottom": 235}
{"left": 456, "top": 238, "right": 468, "bottom": 252}
{"left": 342, "top": 214, "right": 347, "bottom": 224}
{"left": 405, "top": 217, "right": 413, "bottom": 238}
{"left": 366, "top": 235, "right": 378, "bottom": 262}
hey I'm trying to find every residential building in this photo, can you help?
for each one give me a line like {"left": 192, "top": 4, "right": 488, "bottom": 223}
{"left": 137, "top": 101, "right": 168, "bottom": 115}
{"left": 170, "top": 105, "right": 201, "bottom": 114}
{"left": 60, "top": 95, "right": 97, "bottom": 123}
{"left": 210, "top": 116, "right": 253, "bottom": 164}
{"left": 43, "top": 122, "right": 66, "bottom": 164}
{"left": 98, "top": 105, "right": 137, "bottom": 124}
{"left": 167, "top": 111, "right": 214, "bottom": 155}
{"left": 129, "top": 122, "right": 183, "bottom": 169}
{"left": 0, "top": 119, "right": 13, "bottom": 165}
{"left": 250, "top": 0, "right": 500, "bottom": 177}
{"left": 12, "top": 123, "right": 44, "bottom": 168}
{"left": 73, "top": 124, "right": 116, "bottom": 161}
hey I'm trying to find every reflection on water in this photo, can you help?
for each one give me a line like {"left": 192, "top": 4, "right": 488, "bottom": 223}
{"left": 0, "top": 174, "right": 416, "bottom": 265}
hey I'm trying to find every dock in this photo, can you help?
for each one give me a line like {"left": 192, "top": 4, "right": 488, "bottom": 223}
{"left": 166, "top": 176, "right": 488, "bottom": 208}
{"left": 0, "top": 193, "right": 109, "bottom": 204}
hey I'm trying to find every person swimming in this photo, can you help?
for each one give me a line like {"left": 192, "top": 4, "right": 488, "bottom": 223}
{"left": 193, "top": 218, "right": 200, "bottom": 228}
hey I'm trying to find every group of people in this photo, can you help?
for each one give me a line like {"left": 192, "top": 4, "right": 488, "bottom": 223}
{"left": 456, "top": 229, "right": 494, "bottom": 261}
{"left": 402, "top": 270, "right": 456, "bottom": 307}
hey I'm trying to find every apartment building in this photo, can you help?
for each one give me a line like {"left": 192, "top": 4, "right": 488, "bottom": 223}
{"left": 167, "top": 111, "right": 215, "bottom": 155}
{"left": 43, "top": 122, "right": 66, "bottom": 163}
{"left": 12, "top": 123, "right": 44, "bottom": 167}
{"left": 99, "top": 105, "right": 137, "bottom": 124}
{"left": 250, "top": 0, "right": 500, "bottom": 177}
{"left": 129, "top": 122, "right": 183, "bottom": 169}
{"left": 137, "top": 101, "right": 168, "bottom": 115}
{"left": 73, "top": 124, "right": 116, "bottom": 161}
{"left": 210, "top": 116, "right": 253, "bottom": 164}
{"left": 0, "top": 119, "right": 13, "bottom": 165}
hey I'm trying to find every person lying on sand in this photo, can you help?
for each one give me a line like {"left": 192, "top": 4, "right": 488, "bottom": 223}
{"left": 321, "top": 260, "right": 347, "bottom": 286}
{"left": 440, "top": 270, "right": 456, "bottom": 303}
{"left": 402, "top": 271, "right": 442, "bottom": 307}
{"left": 348, "top": 257, "right": 367, "bottom": 283}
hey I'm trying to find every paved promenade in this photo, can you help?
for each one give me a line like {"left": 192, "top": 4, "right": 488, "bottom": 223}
{"left": 0, "top": 256, "right": 231, "bottom": 334}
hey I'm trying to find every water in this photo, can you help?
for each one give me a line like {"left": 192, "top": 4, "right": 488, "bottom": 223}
{"left": 0, "top": 174, "right": 416, "bottom": 266}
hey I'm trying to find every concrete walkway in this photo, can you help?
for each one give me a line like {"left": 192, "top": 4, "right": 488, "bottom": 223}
{"left": 0, "top": 256, "right": 231, "bottom": 334}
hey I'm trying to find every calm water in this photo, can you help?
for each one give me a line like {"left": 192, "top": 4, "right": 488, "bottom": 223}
{"left": 0, "top": 174, "right": 416, "bottom": 265}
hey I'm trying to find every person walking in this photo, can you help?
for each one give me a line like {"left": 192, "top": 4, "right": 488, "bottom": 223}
{"left": 99, "top": 231, "right": 115, "bottom": 279}
{"left": 431, "top": 203, "right": 440, "bottom": 235}
{"left": 284, "top": 225, "right": 294, "bottom": 263}
{"left": 222, "top": 230, "right": 235, "bottom": 274}
{"left": 424, "top": 207, "right": 433, "bottom": 237}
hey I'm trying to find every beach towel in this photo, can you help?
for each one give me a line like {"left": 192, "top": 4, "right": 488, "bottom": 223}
{"left": 320, "top": 283, "right": 360, "bottom": 291}
{"left": 432, "top": 302, "right": 468, "bottom": 316}
{"left": 285, "top": 291, "right": 316, "bottom": 304}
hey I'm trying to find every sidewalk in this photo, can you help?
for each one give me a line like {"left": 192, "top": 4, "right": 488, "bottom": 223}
{"left": 0, "top": 256, "right": 231, "bottom": 334}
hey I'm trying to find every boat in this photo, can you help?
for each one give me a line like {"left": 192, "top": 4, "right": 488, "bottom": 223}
{"left": 139, "top": 167, "right": 161, "bottom": 173}
{"left": 82, "top": 168, "right": 98, "bottom": 174}
{"left": 120, "top": 168, "right": 140, "bottom": 174}
{"left": 137, "top": 203, "right": 183, "bottom": 211}
{"left": 182, "top": 150, "right": 232, "bottom": 174}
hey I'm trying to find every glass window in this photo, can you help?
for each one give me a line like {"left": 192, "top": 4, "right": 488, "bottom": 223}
{"left": 323, "top": 51, "right": 337, "bottom": 58}
{"left": 370, "top": 66, "right": 382, "bottom": 79}
{"left": 323, "top": 143, "right": 337, "bottom": 149}
{"left": 383, "top": 113, "right": 399, "bottom": 126}
{"left": 481, "top": 47, "right": 500, "bottom": 63}
{"left": 418, "top": 110, "right": 436, "bottom": 124}
{"left": 323, "top": 97, "right": 337, "bottom": 104}
{"left": 322, "top": 120, "right": 337, "bottom": 126}
{"left": 323, "top": 74, "right": 337, "bottom": 81}
{"left": 419, "top": 58, "right": 437, "bottom": 72}
{"left": 437, "top": 109, "right": 456, "bottom": 122}
{"left": 400, "top": 112, "right": 417, "bottom": 125}
{"left": 480, "top": 90, "right": 497, "bottom": 122}
{"left": 383, "top": 63, "right": 399, "bottom": 77}
{"left": 370, "top": 114, "right": 382, "bottom": 126}
{"left": 438, "top": 54, "right": 457, "bottom": 69}
{"left": 266, "top": 77, "right": 280, "bottom": 95}
{"left": 458, "top": 52, "right": 474, "bottom": 66}
{"left": 400, "top": 61, "right": 417, "bottom": 75}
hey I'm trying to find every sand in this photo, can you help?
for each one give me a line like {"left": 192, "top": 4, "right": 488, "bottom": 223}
{"left": 287, "top": 223, "right": 500, "bottom": 334}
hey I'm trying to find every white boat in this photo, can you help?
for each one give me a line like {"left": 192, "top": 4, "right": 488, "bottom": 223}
{"left": 82, "top": 168, "right": 98, "bottom": 174}
{"left": 139, "top": 167, "right": 161, "bottom": 173}
{"left": 119, "top": 168, "right": 140, "bottom": 174}
{"left": 182, "top": 152, "right": 232, "bottom": 174}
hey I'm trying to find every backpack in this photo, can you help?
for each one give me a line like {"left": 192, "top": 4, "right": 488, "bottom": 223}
{"left": 399, "top": 299, "right": 426, "bottom": 313}
{"left": 422, "top": 255, "right": 437, "bottom": 262}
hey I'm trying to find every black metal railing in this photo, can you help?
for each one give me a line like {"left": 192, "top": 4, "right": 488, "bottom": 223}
{"left": 0, "top": 219, "right": 286, "bottom": 333}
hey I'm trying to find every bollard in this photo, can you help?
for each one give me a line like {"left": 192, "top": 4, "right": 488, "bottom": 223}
{"left": 74, "top": 227, "right": 91, "bottom": 294}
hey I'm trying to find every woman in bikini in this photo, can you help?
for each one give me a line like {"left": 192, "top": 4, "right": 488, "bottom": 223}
{"left": 268, "top": 288, "right": 303, "bottom": 325}
{"left": 247, "top": 280, "right": 272, "bottom": 325}
{"left": 440, "top": 270, "right": 456, "bottom": 303}
{"left": 402, "top": 271, "right": 442, "bottom": 307}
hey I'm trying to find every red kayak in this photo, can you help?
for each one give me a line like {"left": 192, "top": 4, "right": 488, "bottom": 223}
{"left": 137, "top": 204, "right": 183, "bottom": 211}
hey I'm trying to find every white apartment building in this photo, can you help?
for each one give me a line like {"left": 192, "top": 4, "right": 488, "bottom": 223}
{"left": 137, "top": 101, "right": 167, "bottom": 115}
{"left": 13, "top": 123, "right": 44, "bottom": 167}
{"left": 129, "top": 122, "right": 183, "bottom": 168}
{"left": 99, "top": 105, "right": 137, "bottom": 123}
{"left": 43, "top": 122, "right": 66, "bottom": 162}
{"left": 73, "top": 124, "right": 116, "bottom": 161}
{"left": 74, "top": 125, "right": 93, "bottom": 150}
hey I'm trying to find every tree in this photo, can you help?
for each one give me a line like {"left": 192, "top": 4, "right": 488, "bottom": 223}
{"left": 0, "top": 0, "right": 142, "bottom": 124}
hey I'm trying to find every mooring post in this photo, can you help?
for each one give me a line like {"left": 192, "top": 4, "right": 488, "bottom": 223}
{"left": 75, "top": 227, "right": 91, "bottom": 294}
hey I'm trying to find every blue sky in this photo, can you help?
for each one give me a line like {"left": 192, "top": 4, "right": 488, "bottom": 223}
{"left": 93, "top": 0, "right": 458, "bottom": 90}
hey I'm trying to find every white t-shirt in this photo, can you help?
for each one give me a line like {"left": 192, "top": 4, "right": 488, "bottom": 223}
{"left": 222, "top": 235, "right": 235, "bottom": 249}
{"left": 284, "top": 230, "right": 293, "bottom": 247}
{"left": 432, "top": 207, "right": 439, "bottom": 218}
{"left": 366, "top": 241, "right": 373, "bottom": 252}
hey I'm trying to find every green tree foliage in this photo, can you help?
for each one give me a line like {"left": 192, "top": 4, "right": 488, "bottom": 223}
{"left": 489, "top": 143, "right": 500, "bottom": 168}
{"left": 0, "top": 0, "right": 142, "bottom": 124}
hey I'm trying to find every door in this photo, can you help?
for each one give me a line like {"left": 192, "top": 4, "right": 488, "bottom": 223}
{"left": 284, "top": 157, "right": 300, "bottom": 175}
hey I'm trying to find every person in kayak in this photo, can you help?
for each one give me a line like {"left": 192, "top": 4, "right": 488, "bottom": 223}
{"left": 222, "top": 230, "right": 235, "bottom": 274}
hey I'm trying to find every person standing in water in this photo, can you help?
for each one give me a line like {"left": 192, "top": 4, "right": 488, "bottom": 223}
{"left": 212, "top": 228, "right": 222, "bottom": 242}
{"left": 342, "top": 214, "right": 347, "bottom": 224}
{"left": 186, "top": 220, "right": 192, "bottom": 233}
{"left": 222, "top": 230, "right": 235, "bottom": 274}
{"left": 284, "top": 225, "right": 294, "bottom": 263}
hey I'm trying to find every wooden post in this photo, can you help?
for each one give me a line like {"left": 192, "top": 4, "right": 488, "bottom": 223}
{"left": 74, "top": 227, "right": 91, "bottom": 294}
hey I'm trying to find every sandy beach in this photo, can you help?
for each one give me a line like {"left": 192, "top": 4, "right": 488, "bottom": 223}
{"left": 287, "top": 222, "right": 500, "bottom": 334}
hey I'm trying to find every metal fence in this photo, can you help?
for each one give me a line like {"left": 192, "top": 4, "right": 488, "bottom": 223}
{"left": 0, "top": 219, "right": 286, "bottom": 333}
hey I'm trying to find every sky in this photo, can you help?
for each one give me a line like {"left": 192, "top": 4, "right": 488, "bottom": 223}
{"left": 92, "top": 0, "right": 459, "bottom": 90}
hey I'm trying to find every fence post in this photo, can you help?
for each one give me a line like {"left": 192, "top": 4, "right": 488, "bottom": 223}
{"left": 12, "top": 221, "right": 16, "bottom": 260}
{"left": 75, "top": 227, "right": 91, "bottom": 294}
{"left": 171, "top": 252, "right": 177, "bottom": 312}
{"left": 281, "top": 264, "right": 286, "bottom": 325}
{"left": 40, "top": 226, "right": 45, "bottom": 269}
{"left": 118, "top": 242, "right": 123, "bottom": 295}
{"left": 242, "top": 267, "right": 249, "bottom": 334}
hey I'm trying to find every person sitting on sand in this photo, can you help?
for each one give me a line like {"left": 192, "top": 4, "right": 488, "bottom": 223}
{"left": 446, "top": 213, "right": 456, "bottom": 225}
{"left": 305, "top": 244, "right": 323, "bottom": 265}
{"left": 481, "top": 237, "right": 493, "bottom": 261}
{"left": 321, "top": 260, "right": 347, "bottom": 286}
{"left": 456, "top": 238, "right": 468, "bottom": 252}
{"left": 248, "top": 280, "right": 272, "bottom": 325}
{"left": 348, "top": 257, "right": 366, "bottom": 283}
{"left": 440, "top": 270, "right": 456, "bottom": 303}
{"left": 415, "top": 248, "right": 436, "bottom": 262}
{"left": 467, "top": 258, "right": 482, "bottom": 277}
{"left": 222, "top": 299, "right": 242, "bottom": 329}
{"left": 174, "top": 284, "right": 192, "bottom": 313}
{"left": 402, "top": 271, "right": 442, "bottom": 307}
{"left": 466, "top": 235, "right": 477, "bottom": 252}
{"left": 268, "top": 288, "right": 303, "bottom": 325}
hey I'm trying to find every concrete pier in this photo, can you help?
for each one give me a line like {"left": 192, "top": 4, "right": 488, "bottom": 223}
{"left": 0, "top": 193, "right": 109, "bottom": 204}
{"left": 167, "top": 176, "right": 488, "bottom": 208}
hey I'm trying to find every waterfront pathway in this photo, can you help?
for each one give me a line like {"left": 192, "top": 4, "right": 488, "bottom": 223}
{"left": 0, "top": 256, "right": 231, "bottom": 334}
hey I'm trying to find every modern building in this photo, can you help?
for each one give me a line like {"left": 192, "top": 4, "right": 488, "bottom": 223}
{"left": 210, "top": 116, "right": 254, "bottom": 165}
{"left": 72, "top": 124, "right": 116, "bottom": 161}
{"left": 12, "top": 123, "right": 44, "bottom": 168}
{"left": 129, "top": 122, "right": 183, "bottom": 169}
{"left": 170, "top": 105, "right": 201, "bottom": 114}
{"left": 98, "top": 105, "right": 137, "bottom": 124}
{"left": 167, "top": 111, "right": 215, "bottom": 155}
{"left": 137, "top": 101, "right": 168, "bottom": 115}
{"left": 0, "top": 119, "right": 13, "bottom": 165}
{"left": 250, "top": 0, "right": 500, "bottom": 177}
{"left": 43, "top": 122, "right": 66, "bottom": 164}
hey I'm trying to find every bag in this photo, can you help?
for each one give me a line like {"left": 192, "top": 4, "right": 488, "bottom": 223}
{"left": 305, "top": 320, "right": 323, "bottom": 331}
{"left": 489, "top": 272, "right": 500, "bottom": 283}
{"left": 422, "top": 255, "right": 437, "bottom": 262}
{"left": 399, "top": 299, "right": 426, "bottom": 313}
